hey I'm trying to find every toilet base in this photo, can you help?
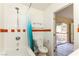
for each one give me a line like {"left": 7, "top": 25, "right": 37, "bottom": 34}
{"left": 38, "top": 53, "right": 47, "bottom": 56}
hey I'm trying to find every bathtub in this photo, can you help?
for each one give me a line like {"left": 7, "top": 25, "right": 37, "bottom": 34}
{"left": 0, "top": 47, "right": 35, "bottom": 56}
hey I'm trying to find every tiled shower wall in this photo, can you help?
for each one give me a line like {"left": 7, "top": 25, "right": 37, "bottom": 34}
{"left": 0, "top": 4, "right": 44, "bottom": 55}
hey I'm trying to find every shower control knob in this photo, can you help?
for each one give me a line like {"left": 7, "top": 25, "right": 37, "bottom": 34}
{"left": 16, "top": 36, "right": 20, "bottom": 40}
{"left": 16, "top": 48, "right": 19, "bottom": 51}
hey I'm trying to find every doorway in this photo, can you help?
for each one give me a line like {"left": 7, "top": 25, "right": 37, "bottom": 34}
{"left": 54, "top": 4, "right": 74, "bottom": 56}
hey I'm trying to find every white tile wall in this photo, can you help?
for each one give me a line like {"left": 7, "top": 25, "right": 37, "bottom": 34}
{"left": 0, "top": 4, "right": 44, "bottom": 55}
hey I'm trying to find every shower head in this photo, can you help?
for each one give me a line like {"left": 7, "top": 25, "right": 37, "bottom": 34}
{"left": 29, "top": 3, "right": 32, "bottom": 8}
{"left": 15, "top": 7, "right": 19, "bottom": 13}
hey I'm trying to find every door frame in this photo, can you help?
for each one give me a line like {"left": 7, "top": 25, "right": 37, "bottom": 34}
{"left": 53, "top": 3, "right": 74, "bottom": 55}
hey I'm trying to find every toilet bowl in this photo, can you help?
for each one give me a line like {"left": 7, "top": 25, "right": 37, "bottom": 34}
{"left": 39, "top": 46, "right": 48, "bottom": 53}
{"left": 1, "top": 47, "right": 35, "bottom": 56}
{"left": 38, "top": 46, "right": 48, "bottom": 56}
{"left": 34, "top": 39, "right": 48, "bottom": 56}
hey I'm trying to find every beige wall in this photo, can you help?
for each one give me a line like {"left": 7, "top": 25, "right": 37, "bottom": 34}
{"left": 71, "top": 23, "right": 74, "bottom": 43}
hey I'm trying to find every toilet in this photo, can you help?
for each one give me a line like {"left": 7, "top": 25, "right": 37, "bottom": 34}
{"left": 34, "top": 39, "right": 48, "bottom": 56}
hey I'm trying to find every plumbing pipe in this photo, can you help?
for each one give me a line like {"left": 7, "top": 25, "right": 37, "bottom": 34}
{"left": 15, "top": 7, "right": 19, "bottom": 28}
{"left": 15, "top": 7, "right": 20, "bottom": 51}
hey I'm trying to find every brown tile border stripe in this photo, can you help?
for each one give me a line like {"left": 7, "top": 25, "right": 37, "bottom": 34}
{"left": 32, "top": 29, "right": 51, "bottom": 32}
{"left": 0, "top": 29, "right": 51, "bottom": 32}
{"left": 23, "top": 29, "right": 26, "bottom": 32}
{"left": 77, "top": 28, "right": 79, "bottom": 32}
{"left": 0, "top": 29, "right": 8, "bottom": 32}
{"left": 0, "top": 29, "right": 26, "bottom": 32}
{"left": 17, "top": 29, "right": 21, "bottom": 32}
{"left": 11, "top": 29, "right": 15, "bottom": 32}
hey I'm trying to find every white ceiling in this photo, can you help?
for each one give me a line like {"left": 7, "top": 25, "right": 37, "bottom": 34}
{"left": 24, "top": 3, "right": 52, "bottom": 11}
